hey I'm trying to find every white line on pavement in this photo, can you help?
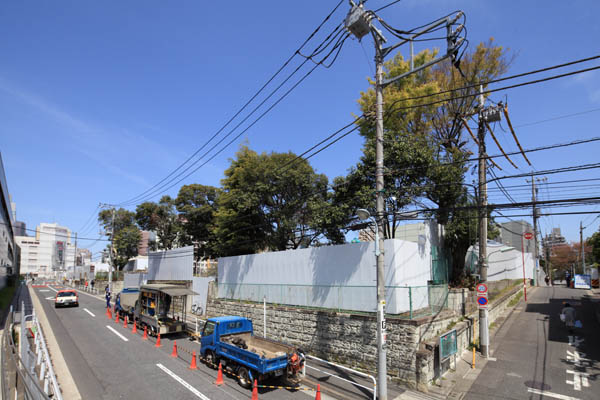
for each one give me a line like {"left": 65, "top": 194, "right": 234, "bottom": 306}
{"left": 106, "top": 325, "right": 129, "bottom": 342}
{"left": 527, "top": 388, "right": 580, "bottom": 400}
{"left": 45, "top": 296, "right": 55, "bottom": 300}
{"left": 83, "top": 308, "right": 95, "bottom": 317}
{"left": 156, "top": 363, "right": 211, "bottom": 400}
{"left": 74, "top": 289, "right": 105, "bottom": 302}
{"left": 46, "top": 286, "right": 58, "bottom": 293}
{"left": 39, "top": 290, "right": 50, "bottom": 292}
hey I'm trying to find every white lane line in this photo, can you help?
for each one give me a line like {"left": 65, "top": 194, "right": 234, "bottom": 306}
{"left": 46, "top": 286, "right": 58, "bottom": 293}
{"left": 527, "top": 388, "right": 580, "bottom": 400}
{"left": 83, "top": 308, "right": 95, "bottom": 317}
{"left": 156, "top": 363, "right": 210, "bottom": 400}
{"left": 45, "top": 296, "right": 55, "bottom": 301}
{"left": 39, "top": 290, "right": 50, "bottom": 292}
{"left": 106, "top": 325, "right": 129, "bottom": 342}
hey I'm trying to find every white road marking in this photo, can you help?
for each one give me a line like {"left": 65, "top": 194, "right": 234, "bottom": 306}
{"left": 156, "top": 363, "right": 210, "bottom": 400}
{"left": 83, "top": 308, "right": 95, "bottom": 317}
{"left": 45, "top": 296, "right": 55, "bottom": 300}
{"left": 506, "top": 372, "right": 522, "bottom": 378}
{"left": 106, "top": 325, "right": 129, "bottom": 342}
{"left": 568, "top": 336, "right": 584, "bottom": 347}
{"left": 76, "top": 290, "right": 105, "bottom": 302}
{"left": 39, "top": 290, "right": 50, "bottom": 292}
{"left": 46, "top": 286, "right": 58, "bottom": 293}
{"left": 566, "top": 370, "right": 590, "bottom": 391}
{"left": 527, "top": 388, "right": 580, "bottom": 400}
{"left": 488, "top": 357, "right": 497, "bottom": 361}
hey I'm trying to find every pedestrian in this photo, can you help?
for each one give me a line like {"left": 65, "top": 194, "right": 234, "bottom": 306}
{"left": 105, "top": 289, "right": 111, "bottom": 308}
{"left": 561, "top": 302, "right": 576, "bottom": 333}
{"left": 91, "top": 279, "right": 95, "bottom": 292}
{"left": 565, "top": 272, "right": 571, "bottom": 288}
{"left": 85, "top": 280, "right": 89, "bottom": 291}
{"left": 544, "top": 276, "right": 550, "bottom": 286}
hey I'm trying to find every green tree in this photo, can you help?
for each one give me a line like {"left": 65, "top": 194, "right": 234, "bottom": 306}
{"left": 213, "top": 146, "right": 336, "bottom": 256}
{"left": 587, "top": 231, "right": 600, "bottom": 265}
{"left": 98, "top": 208, "right": 141, "bottom": 270}
{"left": 348, "top": 40, "right": 510, "bottom": 282}
{"left": 174, "top": 184, "right": 220, "bottom": 258}
{"left": 135, "top": 196, "right": 181, "bottom": 250}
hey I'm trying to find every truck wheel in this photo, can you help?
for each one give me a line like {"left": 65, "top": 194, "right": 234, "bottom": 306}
{"left": 237, "top": 367, "right": 252, "bottom": 389}
{"left": 204, "top": 350, "right": 218, "bottom": 369}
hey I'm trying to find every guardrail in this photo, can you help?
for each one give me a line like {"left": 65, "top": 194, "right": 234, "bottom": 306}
{"left": 1, "top": 297, "right": 62, "bottom": 400}
{"left": 303, "top": 354, "right": 376, "bottom": 400}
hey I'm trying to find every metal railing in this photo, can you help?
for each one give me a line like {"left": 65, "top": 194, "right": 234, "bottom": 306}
{"left": 218, "top": 283, "right": 448, "bottom": 319}
{"left": 1, "top": 301, "right": 62, "bottom": 400}
{"left": 303, "top": 354, "right": 376, "bottom": 400}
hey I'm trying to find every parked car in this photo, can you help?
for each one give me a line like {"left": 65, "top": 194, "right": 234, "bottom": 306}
{"left": 55, "top": 290, "right": 79, "bottom": 308}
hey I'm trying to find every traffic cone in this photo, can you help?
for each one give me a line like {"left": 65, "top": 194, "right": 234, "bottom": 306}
{"left": 171, "top": 341, "right": 178, "bottom": 357}
{"left": 155, "top": 333, "right": 162, "bottom": 348}
{"left": 315, "top": 384, "right": 321, "bottom": 400}
{"left": 132, "top": 320, "right": 137, "bottom": 334}
{"left": 189, "top": 351, "right": 198, "bottom": 370}
{"left": 142, "top": 326, "right": 148, "bottom": 340}
{"left": 252, "top": 379, "right": 258, "bottom": 400}
{"left": 115, "top": 313, "right": 119, "bottom": 324}
{"left": 106, "top": 308, "right": 111, "bottom": 319}
{"left": 123, "top": 315, "right": 128, "bottom": 328}
{"left": 215, "top": 362, "right": 224, "bottom": 386}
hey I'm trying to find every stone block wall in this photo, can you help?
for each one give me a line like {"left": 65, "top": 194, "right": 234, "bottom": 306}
{"left": 206, "top": 283, "right": 526, "bottom": 389}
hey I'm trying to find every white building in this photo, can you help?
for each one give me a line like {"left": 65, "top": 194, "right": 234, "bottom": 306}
{"left": 15, "top": 236, "right": 42, "bottom": 276}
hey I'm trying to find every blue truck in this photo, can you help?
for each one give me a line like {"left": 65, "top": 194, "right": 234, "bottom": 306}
{"left": 199, "top": 316, "right": 304, "bottom": 389}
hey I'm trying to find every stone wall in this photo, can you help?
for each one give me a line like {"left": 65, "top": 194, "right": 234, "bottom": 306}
{"left": 206, "top": 283, "right": 526, "bottom": 389}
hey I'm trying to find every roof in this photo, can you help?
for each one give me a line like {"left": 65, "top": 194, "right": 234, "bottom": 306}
{"left": 140, "top": 284, "right": 198, "bottom": 297}
{"left": 57, "top": 289, "right": 77, "bottom": 293}
{"left": 208, "top": 316, "right": 248, "bottom": 323}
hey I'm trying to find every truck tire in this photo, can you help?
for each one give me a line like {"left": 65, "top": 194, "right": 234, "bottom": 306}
{"left": 237, "top": 367, "right": 252, "bottom": 389}
{"left": 204, "top": 350, "right": 218, "bottom": 369}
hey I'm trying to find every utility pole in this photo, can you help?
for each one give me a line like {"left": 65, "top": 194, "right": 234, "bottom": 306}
{"left": 73, "top": 232, "right": 78, "bottom": 280}
{"left": 477, "top": 85, "right": 490, "bottom": 358}
{"left": 109, "top": 207, "right": 115, "bottom": 293}
{"left": 99, "top": 203, "right": 116, "bottom": 293}
{"left": 580, "top": 221, "right": 585, "bottom": 274}
{"left": 526, "top": 174, "right": 540, "bottom": 286}
{"left": 344, "top": 4, "right": 465, "bottom": 396}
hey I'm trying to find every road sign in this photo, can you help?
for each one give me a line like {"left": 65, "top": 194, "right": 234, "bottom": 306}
{"left": 476, "top": 283, "right": 488, "bottom": 294}
{"left": 477, "top": 296, "right": 489, "bottom": 308}
{"left": 440, "top": 330, "right": 458, "bottom": 360}
{"left": 523, "top": 232, "right": 534, "bottom": 240}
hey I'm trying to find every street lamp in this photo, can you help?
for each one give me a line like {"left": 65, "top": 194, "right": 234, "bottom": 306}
{"left": 357, "top": 209, "right": 379, "bottom": 257}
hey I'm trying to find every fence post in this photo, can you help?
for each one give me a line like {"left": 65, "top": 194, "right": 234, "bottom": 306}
{"left": 409, "top": 287, "right": 413, "bottom": 320}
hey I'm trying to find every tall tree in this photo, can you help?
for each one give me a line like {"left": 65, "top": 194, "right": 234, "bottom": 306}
{"left": 174, "top": 184, "right": 220, "bottom": 258}
{"left": 213, "top": 146, "right": 337, "bottom": 256}
{"left": 98, "top": 208, "right": 141, "bottom": 270}
{"left": 347, "top": 40, "right": 511, "bottom": 282}
{"left": 135, "top": 196, "right": 181, "bottom": 250}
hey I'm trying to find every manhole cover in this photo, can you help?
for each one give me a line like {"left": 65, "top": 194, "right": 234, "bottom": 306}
{"left": 524, "top": 380, "right": 551, "bottom": 391}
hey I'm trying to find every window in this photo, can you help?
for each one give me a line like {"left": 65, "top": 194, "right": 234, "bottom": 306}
{"left": 202, "top": 321, "right": 216, "bottom": 337}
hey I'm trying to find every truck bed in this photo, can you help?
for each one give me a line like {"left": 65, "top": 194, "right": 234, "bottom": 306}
{"left": 221, "top": 333, "right": 293, "bottom": 360}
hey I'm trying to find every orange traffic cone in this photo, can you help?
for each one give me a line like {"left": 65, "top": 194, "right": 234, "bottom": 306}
{"left": 315, "top": 384, "right": 321, "bottom": 400}
{"left": 106, "top": 308, "right": 112, "bottom": 319}
{"left": 252, "top": 379, "right": 258, "bottom": 400}
{"left": 132, "top": 320, "right": 137, "bottom": 334}
{"left": 171, "top": 341, "right": 178, "bottom": 357}
{"left": 215, "top": 362, "right": 224, "bottom": 386}
{"left": 123, "top": 315, "right": 128, "bottom": 328}
{"left": 142, "top": 326, "right": 148, "bottom": 340}
{"left": 155, "top": 333, "right": 162, "bottom": 348}
{"left": 189, "top": 351, "right": 198, "bottom": 370}
{"left": 115, "top": 313, "right": 119, "bottom": 324}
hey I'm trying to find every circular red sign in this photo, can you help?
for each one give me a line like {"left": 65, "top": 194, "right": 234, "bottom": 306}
{"left": 524, "top": 232, "right": 534, "bottom": 240}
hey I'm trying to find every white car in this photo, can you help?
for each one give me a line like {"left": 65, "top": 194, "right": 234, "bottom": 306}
{"left": 55, "top": 290, "right": 79, "bottom": 308}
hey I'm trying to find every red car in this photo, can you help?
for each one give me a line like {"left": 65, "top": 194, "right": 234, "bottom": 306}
{"left": 55, "top": 290, "right": 79, "bottom": 308}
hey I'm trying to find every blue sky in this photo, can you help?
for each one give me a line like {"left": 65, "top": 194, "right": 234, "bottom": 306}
{"left": 1, "top": 0, "right": 599, "bottom": 257}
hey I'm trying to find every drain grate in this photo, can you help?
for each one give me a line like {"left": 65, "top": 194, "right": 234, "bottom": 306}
{"left": 524, "top": 380, "right": 551, "bottom": 391}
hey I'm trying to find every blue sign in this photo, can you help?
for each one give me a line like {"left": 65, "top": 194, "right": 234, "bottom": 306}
{"left": 440, "top": 330, "right": 457, "bottom": 360}
{"left": 574, "top": 274, "right": 592, "bottom": 289}
{"left": 477, "top": 297, "right": 488, "bottom": 306}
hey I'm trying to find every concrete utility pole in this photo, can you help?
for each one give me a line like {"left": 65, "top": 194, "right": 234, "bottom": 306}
{"left": 109, "top": 207, "right": 115, "bottom": 293}
{"left": 528, "top": 175, "right": 539, "bottom": 286}
{"left": 477, "top": 85, "right": 490, "bottom": 358}
{"left": 73, "top": 232, "right": 78, "bottom": 279}
{"left": 580, "top": 221, "right": 585, "bottom": 274}
{"left": 344, "top": 4, "right": 465, "bottom": 397}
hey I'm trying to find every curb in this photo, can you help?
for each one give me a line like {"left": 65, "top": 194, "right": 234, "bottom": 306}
{"left": 28, "top": 285, "right": 82, "bottom": 400}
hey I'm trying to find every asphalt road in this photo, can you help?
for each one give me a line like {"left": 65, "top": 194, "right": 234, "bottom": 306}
{"left": 32, "top": 283, "right": 327, "bottom": 400}
{"left": 465, "top": 285, "right": 599, "bottom": 400}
